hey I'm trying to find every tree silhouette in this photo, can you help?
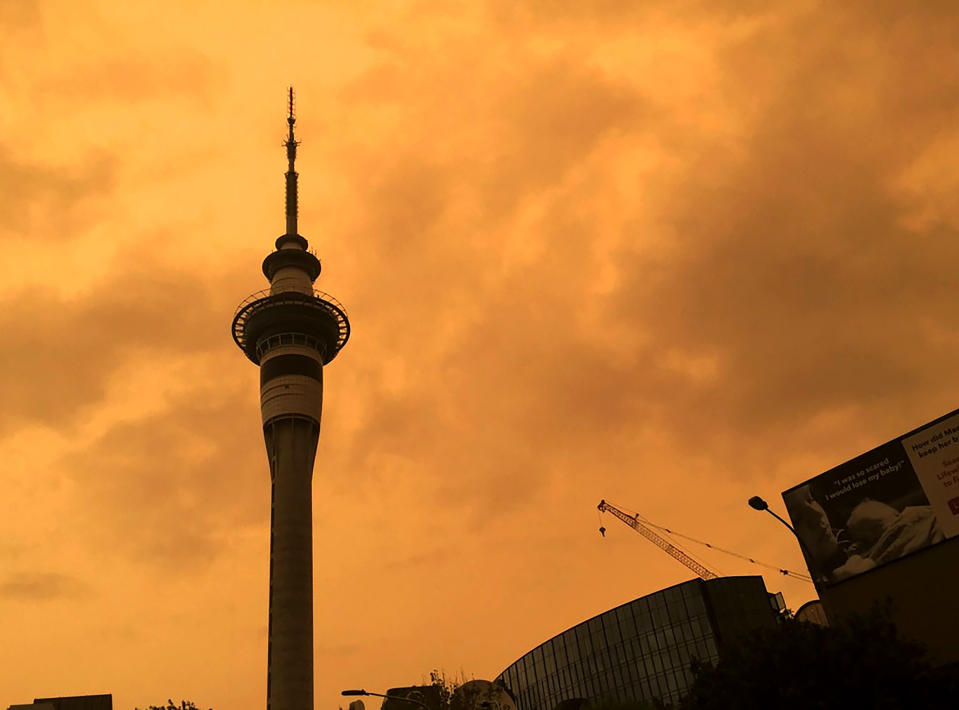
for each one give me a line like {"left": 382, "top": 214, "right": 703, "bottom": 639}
{"left": 680, "top": 606, "right": 958, "bottom": 709}
{"left": 587, "top": 697, "right": 673, "bottom": 710}
{"left": 134, "top": 700, "right": 211, "bottom": 710}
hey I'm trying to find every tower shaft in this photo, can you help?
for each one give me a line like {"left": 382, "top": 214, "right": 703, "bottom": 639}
{"left": 265, "top": 414, "right": 319, "bottom": 710}
{"left": 258, "top": 298, "right": 326, "bottom": 710}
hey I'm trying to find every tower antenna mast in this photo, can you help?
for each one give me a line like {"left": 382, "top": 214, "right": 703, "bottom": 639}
{"left": 284, "top": 86, "right": 300, "bottom": 237}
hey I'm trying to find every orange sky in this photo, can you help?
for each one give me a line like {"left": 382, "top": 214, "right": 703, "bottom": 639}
{"left": 2, "top": 1, "right": 959, "bottom": 708}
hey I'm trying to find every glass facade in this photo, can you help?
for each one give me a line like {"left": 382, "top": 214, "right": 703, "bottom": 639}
{"left": 496, "top": 577, "right": 778, "bottom": 709}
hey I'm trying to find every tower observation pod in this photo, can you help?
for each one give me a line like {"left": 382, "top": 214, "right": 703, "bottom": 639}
{"left": 231, "top": 88, "right": 350, "bottom": 710}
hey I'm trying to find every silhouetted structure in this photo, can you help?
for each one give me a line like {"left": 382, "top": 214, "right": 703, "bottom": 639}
{"left": 231, "top": 88, "right": 350, "bottom": 710}
{"left": 7, "top": 695, "right": 111, "bottom": 710}
{"left": 381, "top": 686, "right": 444, "bottom": 710}
{"left": 818, "top": 536, "right": 959, "bottom": 666}
{"left": 779, "top": 408, "right": 959, "bottom": 666}
{"left": 450, "top": 680, "right": 516, "bottom": 710}
{"left": 495, "top": 577, "right": 782, "bottom": 709}
{"left": 682, "top": 609, "right": 959, "bottom": 710}
{"left": 793, "top": 599, "right": 828, "bottom": 626}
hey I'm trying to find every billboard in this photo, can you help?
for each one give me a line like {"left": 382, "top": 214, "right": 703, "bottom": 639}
{"left": 782, "top": 408, "right": 959, "bottom": 587}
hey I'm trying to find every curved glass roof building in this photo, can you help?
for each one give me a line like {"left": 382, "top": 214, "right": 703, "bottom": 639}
{"left": 495, "top": 576, "right": 783, "bottom": 709}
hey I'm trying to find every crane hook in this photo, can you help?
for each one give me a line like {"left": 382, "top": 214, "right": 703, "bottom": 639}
{"left": 599, "top": 526, "right": 606, "bottom": 537}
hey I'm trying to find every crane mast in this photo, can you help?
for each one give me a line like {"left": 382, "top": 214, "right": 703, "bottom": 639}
{"left": 598, "top": 499, "right": 718, "bottom": 580}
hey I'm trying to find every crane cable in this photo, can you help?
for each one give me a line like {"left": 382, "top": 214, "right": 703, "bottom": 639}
{"left": 600, "top": 501, "right": 724, "bottom": 577}
{"left": 645, "top": 519, "right": 725, "bottom": 577}
{"left": 604, "top": 499, "right": 814, "bottom": 584}
{"left": 640, "top": 515, "right": 813, "bottom": 583}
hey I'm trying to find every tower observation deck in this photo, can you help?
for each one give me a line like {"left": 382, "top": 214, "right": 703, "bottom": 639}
{"left": 231, "top": 88, "right": 350, "bottom": 710}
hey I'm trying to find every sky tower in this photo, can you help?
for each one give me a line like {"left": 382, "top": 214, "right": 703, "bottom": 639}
{"left": 232, "top": 88, "right": 350, "bottom": 710}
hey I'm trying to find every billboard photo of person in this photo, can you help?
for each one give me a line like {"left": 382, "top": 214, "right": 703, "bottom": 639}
{"left": 783, "top": 439, "right": 947, "bottom": 586}
{"left": 786, "top": 484, "right": 850, "bottom": 583}
{"left": 843, "top": 499, "right": 943, "bottom": 570}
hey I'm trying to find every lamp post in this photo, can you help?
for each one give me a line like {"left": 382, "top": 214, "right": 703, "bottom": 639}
{"left": 748, "top": 496, "right": 801, "bottom": 536}
{"left": 747, "top": 495, "right": 819, "bottom": 576}
{"left": 342, "top": 690, "right": 431, "bottom": 710}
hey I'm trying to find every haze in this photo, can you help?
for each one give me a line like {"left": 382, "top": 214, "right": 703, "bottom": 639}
{"left": 2, "top": 1, "right": 958, "bottom": 708}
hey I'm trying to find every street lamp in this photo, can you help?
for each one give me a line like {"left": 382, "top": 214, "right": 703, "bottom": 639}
{"left": 342, "top": 689, "right": 430, "bottom": 710}
{"left": 748, "top": 495, "right": 799, "bottom": 535}
{"left": 748, "top": 495, "right": 817, "bottom": 570}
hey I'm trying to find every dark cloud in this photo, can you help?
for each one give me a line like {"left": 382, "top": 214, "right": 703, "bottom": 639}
{"left": 38, "top": 47, "right": 219, "bottom": 104}
{"left": 0, "top": 247, "right": 247, "bottom": 435}
{"left": 0, "top": 572, "right": 89, "bottom": 600}
{"left": 484, "top": 57, "right": 647, "bottom": 212}
{"left": 0, "top": 146, "right": 116, "bottom": 239}
{"left": 342, "top": 46, "right": 647, "bottom": 221}
{"left": 604, "top": 1, "right": 959, "bottom": 448}
{"left": 481, "top": 0, "right": 775, "bottom": 32}
{"left": 326, "top": 0, "right": 959, "bottom": 522}
{"left": 62, "top": 380, "right": 266, "bottom": 568}
{"left": 0, "top": 0, "right": 41, "bottom": 34}
{"left": 327, "top": 36, "right": 667, "bottom": 514}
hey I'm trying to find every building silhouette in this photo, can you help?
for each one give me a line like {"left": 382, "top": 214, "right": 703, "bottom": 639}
{"left": 495, "top": 576, "right": 783, "bottom": 709}
{"left": 7, "top": 695, "right": 111, "bottom": 710}
{"left": 816, "top": 536, "right": 959, "bottom": 667}
{"left": 231, "top": 88, "right": 350, "bottom": 710}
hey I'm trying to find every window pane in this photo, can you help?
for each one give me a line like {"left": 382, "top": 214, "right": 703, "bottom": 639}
{"left": 579, "top": 628, "right": 594, "bottom": 657}
{"left": 685, "top": 593, "right": 705, "bottom": 615}
{"left": 554, "top": 635, "right": 568, "bottom": 668}
{"left": 623, "top": 612, "right": 639, "bottom": 639}
{"left": 661, "top": 626, "right": 675, "bottom": 646}
{"left": 604, "top": 615, "right": 622, "bottom": 645}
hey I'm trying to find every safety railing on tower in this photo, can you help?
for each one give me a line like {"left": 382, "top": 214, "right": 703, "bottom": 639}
{"left": 232, "top": 287, "right": 350, "bottom": 358}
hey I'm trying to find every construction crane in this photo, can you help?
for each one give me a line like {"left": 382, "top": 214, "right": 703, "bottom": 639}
{"left": 598, "top": 499, "right": 719, "bottom": 580}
